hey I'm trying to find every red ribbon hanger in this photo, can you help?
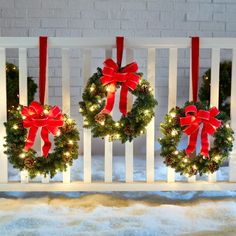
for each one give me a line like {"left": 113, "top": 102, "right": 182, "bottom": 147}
{"left": 180, "top": 37, "right": 221, "bottom": 157}
{"left": 100, "top": 36, "right": 140, "bottom": 116}
{"left": 22, "top": 36, "right": 64, "bottom": 157}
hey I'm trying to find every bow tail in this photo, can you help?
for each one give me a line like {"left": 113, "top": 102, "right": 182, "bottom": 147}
{"left": 24, "top": 126, "right": 38, "bottom": 151}
{"left": 119, "top": 84, "right": 128, "bottom": 116}
{"left": 186, "top": 128, "right": 199, "bottom": 156}
{"left": 41, "top": 127, "right": 51, "bottom": 158}
{"left": 200, "top": 125, "right": 210, "bottom": 157}
{"left": 101, "top": 82, "right": 116, "bottom": 114}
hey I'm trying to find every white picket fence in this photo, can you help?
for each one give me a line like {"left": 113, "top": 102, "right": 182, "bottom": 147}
{"left": 0, "top": 37, "right": 236, "bottom": 192}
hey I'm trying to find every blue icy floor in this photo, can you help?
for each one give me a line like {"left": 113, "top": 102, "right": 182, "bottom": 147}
{"left": 1, "top": 154, "right": 236, "bottom": 236}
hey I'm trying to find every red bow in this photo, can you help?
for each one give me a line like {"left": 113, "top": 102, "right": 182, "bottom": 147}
{"left": 100, "top": 58, "right": 140, "bottom": 116}
{"left": 180, "top": 105, "right": 221, "bottom": 157}
{"left": 22, "top": 101, "right": 64, "bottom": 157}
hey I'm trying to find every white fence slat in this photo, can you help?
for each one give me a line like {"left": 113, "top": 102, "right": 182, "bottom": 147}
{"left": 0, "top": 48, "right": 7, "bottom": 183}
{"left": 104, "top": 49, "right": 113, "bottom": 183}
{"left": 19, "top": 48, "right": 29, "bottom": 183}
{"left": 167, "top": 48, "right": 177, "bottom": 183}
{"left": 125, "top": 48, "right": 134, "bottom": 183}
{"left": 188, "top": 49, "right": 196, "bottom": 183}
{"left": 62, "top": 48, "right": 71, "bottom": 184}
{"left": 146, "top": 48, "right": 155, "bottom": 182}
{"left": 83, "top": 49, "right": 92, "bottom": 183}
{"left": 208, "top": 48, "right": 220, "bottom": 183}
{"left": 230, "top": 49, "right": 236, "bottom": 182}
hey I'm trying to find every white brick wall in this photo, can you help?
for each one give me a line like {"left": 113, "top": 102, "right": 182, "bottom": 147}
{"left": 1, "top": 0, "right": 236, "bottom": 155}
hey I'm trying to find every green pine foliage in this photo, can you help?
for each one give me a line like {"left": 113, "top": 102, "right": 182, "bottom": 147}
{"left": 198, "top": 61, "right": 231, "bottom": 119}
{"left": 158, "top": 101, "right": 234, "bottom": 177}
{"left": 4, "top": 106, "right": 80, "bottom": 179}
{"left": 79, "top": 68, "right": 158, "bottom": 143}
{"left": 7, "top": 63, "right": 37, "bottom": 113}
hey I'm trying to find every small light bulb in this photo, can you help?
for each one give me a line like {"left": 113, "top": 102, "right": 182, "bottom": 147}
{"left": 22, "top": 115, "right": 26, "bottom": 120}
{"left": 226, "top": 124, "right": 230, "bottom": 128}
{"left": 79, "top": 108, "right": 83, "bottom": 112}
{"left": 90, "top": 86, "right": 95, "bottom": 92}
{"left": 13, "top": 66, "right": 16, "bottom": 70}
{"left": 205, "top": 76, "right": 208, "bottom": 80}
{"left": 228, "top": 137, "right": 233, "bottom": 142}
{"left": 68, "top": 140, "right": 73, "bottom": 145}
{"left": 171, "top": 130, "right": 178, "bottom": 136}
{"left": 19, "top": 153, "right": 25, "bottom": 158}
{"left": 174, "top": 150, "right": 179, "bottom": 155}
{"left": 67, "top": 118, "right": 73, "bottom": 124}
{"left": 100, "top": 121, "right": 105, "bottom": 126}
{"left": 98, "top": 99, "right": 102, "bottom": 104}
{"left": 84, "top": 121, "right": 88, "bottom": 125}
{"left": 89, "top": 106, "right": 95, "bottom": 112}
{"left": 115, "top": 122, "right": 120, "bottom": 127}
{"left": 148, "top": 87, "right": 153, "bottom": 92}
{"left": 43, "top": 109, "right": 49, "bottom": 114}
{"left": 214, "top": 155, "right": 221, "bottom": 161}
{"left": 64, "top": 152, "right": 70, "bottom": 157}
{"left": 13, "top": 124, "right": 18, "bottom": 130}
{"left": 192, "top": 165, "right": 197, "bottom": 170}
{"left": 116, "top": 134, "right": 120, "bottom": 139}
{"left": 144, "top": 110, "right": 149, "bottom": 114}
{"left": 56, "top": 130, "right": 61, "bottom": 136}
{"left": 184, "top": 158, "right": 188, "bottom": 163}
{"left": 170, "top": 112, "right": 176, "bottom": 118}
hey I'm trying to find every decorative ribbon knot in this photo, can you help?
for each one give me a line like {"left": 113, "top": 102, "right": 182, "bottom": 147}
{"left": 101, "top": 58, "right": 140, "bottom": 116}
{"left": 179, "top": 105, "right": 221, "bottom": 157}
{"left": 22, "top": 101, "right": 64, "bottom": 157}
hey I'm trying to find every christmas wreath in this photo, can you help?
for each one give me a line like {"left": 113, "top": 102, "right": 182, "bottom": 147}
{"left": 79, "top": 37, "right": 157, "bottom": 142}
{"left": 159, "top": 101, "right": 234, "bottom": 176}
{"left": 4, "top": 102, "right": 79, "bottom": 178}
{"left": 159, "top": 37, "right": 234, "bottom": 177}
{"left": 4, "top": 37, "right": 79, "bottom": 178}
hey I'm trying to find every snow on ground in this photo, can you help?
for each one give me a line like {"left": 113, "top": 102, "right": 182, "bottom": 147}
{"left": 2, "top": 153, "right": 236, "bottom": 236}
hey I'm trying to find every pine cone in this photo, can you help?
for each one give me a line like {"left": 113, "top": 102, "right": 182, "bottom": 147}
{"left": 140, "top": 84, "right": 149, "bottom": 94}
{"left": 95, "top": 113, "right": 106, "bottom": 124}
{"left": 24, "top": 157, "right": 35, "bottom": 169}
{"left": 165, "top": 155, "right": 173, "bottom": 165}
{"left": 124, "top": 126, "right": 134, "bottom": 136}
{"left": 208, "top": 162, "right": 218, "bottom": 173}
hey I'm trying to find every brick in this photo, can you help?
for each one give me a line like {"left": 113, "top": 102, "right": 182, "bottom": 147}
{"left": 29, "top": 28, "right": 56, "bottom": 36}
{"left": 0, "top": 0, "right": 14, "bottom": 8}
{"left": 121, "top": 20, "right": 147, "bottom": 29}
{"left": 69, "top": 19, "right": 93, "bottom": 28}
{"left": 42, "top": 0, "right": 67, "bottom": 8}
{"left": 1, "top": 27, "right": 29, "bottom": 36}
{"left": 148, "top": 20, "right": 173, "bottom": 30}
{"left": 69, "top": 0, "right": 94, "bottom": 9}
{"left": 41, "top": 18, "right": 68, "bottom": 28}
{"left": 94, "top": 0, "right": 120, "bottom": 10}
{"left": 2, "top": 9, "right": 27, "bottom": 17}
{"left": 148, "top": 0, "right": 173, "bottom": 11}
{"left": 200, "top": 22, "right": 225, "bottom": 31}
{"left": 14, "top": 0, "right": 41, "bottom": 8}
{"left": 81, "top": 10, "right": 108, "bottom": 19}
{"left": 174, "top": 22, "right": 199, "bottom": 30}
{"left": 1, "top": 18, "right": 41, "bottom": 28}
{"left": 121, "top": 1, "right": 146, "bottom": 10}
{"left": 95, "top": 19, "right": 120, "bottom": 29}
{"left": 226, "top": 22, "right": 236, "bottom": 31}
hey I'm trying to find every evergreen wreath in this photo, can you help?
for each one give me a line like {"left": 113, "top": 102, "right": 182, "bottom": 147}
{"left": 199, "top": 61, "right": 231, "bottom": 119}
{"left": 79, "top": 36, "right": 157, "bottom": 143}
{"left": 79, "top": 68, "right": 157, "bottom": 142}
{"left": 159, "top": 101, "right": 234, "bottom": 177}
{"left": 4, "top": 103, "right": 80, "bottom": 178}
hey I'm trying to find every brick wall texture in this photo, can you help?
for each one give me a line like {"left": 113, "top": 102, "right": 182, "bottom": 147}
{"left": 0, "top": 0, "right": 235, "bottom": 154}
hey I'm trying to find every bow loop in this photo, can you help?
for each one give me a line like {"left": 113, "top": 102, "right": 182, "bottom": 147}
{"left": 180, "top": 105, "right": 221, "bottom": 157}
{"left": 22, "top": 101, "right": 64, "bottom": 157}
